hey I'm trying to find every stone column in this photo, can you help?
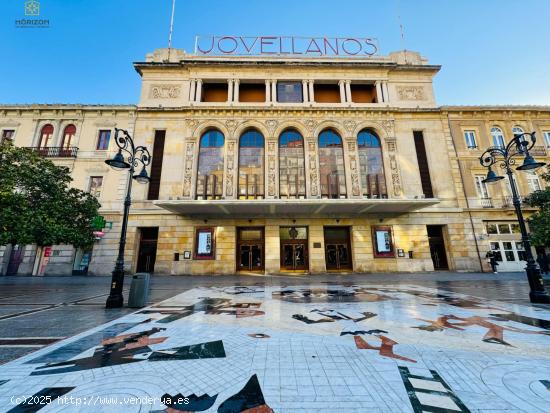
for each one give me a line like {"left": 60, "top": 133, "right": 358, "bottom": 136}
{"left": 227, "top": 79, "right": 234, "bottom": 103}
{"left": 339, "top": 80, "right": 346, "bottom": 103}
{"left": 265, "top": 80, "right": 271, "bottom": 102}
{"left": 302, "top": 80, "right": 309, "bottom": 103}
{"left": 308, "top": 80, "right": 315, "bottom": 103}
{"left": 188, "top": 79, "right": 196, "bottom": 102}
{"left": 271, "top": 80, "right": 277, "bottom": 103}
{"left": 345, "top": 80, "right": 352, "bottom": 103}
{"left": 264, "top": 225, "right": 280, "bottom": 274}
{"left": 375, "top": 81, "right": 383, "bottom": 103}
{"left": 195, "top": 79, "right": 203, "bottom": 102}
{"left": 382, "top": 81, "right": 390, "bottom": 103}
{"left": 233, "top": 79, "right": 240, "bottom": 103}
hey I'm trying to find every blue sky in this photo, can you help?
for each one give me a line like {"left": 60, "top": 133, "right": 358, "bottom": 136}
{"left": 1, "top": 0, "right": 550, "bottom": 105}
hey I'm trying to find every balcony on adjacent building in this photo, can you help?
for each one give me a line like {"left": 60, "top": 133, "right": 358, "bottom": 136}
{"left": 26, "top": 146, "right": 79, "bottom": 158}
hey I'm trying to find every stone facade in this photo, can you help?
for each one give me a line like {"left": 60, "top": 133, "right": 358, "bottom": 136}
{"left": 1, "top": 49, "right": 549, "bottom": 276}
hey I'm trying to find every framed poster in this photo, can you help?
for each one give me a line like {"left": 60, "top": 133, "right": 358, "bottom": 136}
{"left": 372, "top": 226, "right": 395, "bottom": 258}
{"left": 194, "top": 227, "right": 215, "bottom": 260}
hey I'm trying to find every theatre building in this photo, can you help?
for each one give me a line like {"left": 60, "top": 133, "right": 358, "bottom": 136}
{"left": 1, "top": 47, "right": 549, "bottom": 276}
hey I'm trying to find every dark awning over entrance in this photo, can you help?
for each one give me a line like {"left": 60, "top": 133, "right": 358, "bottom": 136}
{"left": 154, "top": 198, "right": 439, "bottom": 218}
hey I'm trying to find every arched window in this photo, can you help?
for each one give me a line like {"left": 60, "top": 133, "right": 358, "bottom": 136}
{"left": 61, "top": 124, "right": 76, "bottom": 149}
{"left": 279, "top": 129, "right": 305, "bottom": 198}
{"left": 512, "top": 126, "right": 524, "bottom": 138}
{"left": 358, "top": 129, "right": 387, "bottom": 198}
{"left": 318, "top": 129, "right": 346, "bottom": 198}
{"left": 491, "top": 127, "right": 505, "bottom": 148}
{"left": 196, "top": 129, "right": 224, "bottom": 200}
{"left": 38, "top": 124, "right": 54, "bottom": 148}
{"left": 238, "top": 129, "right": 264, "bottom": 199}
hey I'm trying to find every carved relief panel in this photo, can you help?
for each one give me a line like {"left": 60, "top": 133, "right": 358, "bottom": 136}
{"left": 347, "top": 140, "right": 361, "bottom": 197}
{"left": 182, "top": 141, "right": 195, "bottom": 198}
{"left": 307, "top": 140, "right": 320, "bottom": 197}
{"left": 385, "top": 138, "right": 403, "bottom": 197}
{"left": 267, "top": 140, "right": 277, "bottom": 197}
{"left": 225, "top": 140, "right": 236, "bottom": 198}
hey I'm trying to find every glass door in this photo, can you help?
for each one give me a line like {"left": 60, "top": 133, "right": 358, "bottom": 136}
{"left": 490, "top": 241, "right": 526, "bottom": 271}
{"left": 323, "top": 227, "right": 352, "bottom": 271}
{"left": 237, "top": 227, "right": 264, "bottom": 272}
{"left": 280, "top": 227, "right": 309, "bottom": 272}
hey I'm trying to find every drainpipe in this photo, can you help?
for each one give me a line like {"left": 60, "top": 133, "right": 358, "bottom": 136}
{"left": 446, "top": 116, "right": 485, "bottom": 272}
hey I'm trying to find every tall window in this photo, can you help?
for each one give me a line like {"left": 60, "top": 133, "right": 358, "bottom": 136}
{"left": 277, "top": 81, "right": 303, "bottom": 103}
{"left": 526, "top": 171, "right": 542, "bottom": 193}
{"left": 464, "top": 130, "right": 477, "bottom": 149}
{"left": 357, "top": 129, "right": 387, "bottom": 198}
{"left": 96, "top": 130, "right": 111, "bottom": 150}
{"left": 88, "top": 176, "right": 103, "bottom": 198}
{"left": 491, "top": 127, "right": 505, "bottom": 148}
{"left": 512, "top": 126, "right": 526, "bottom": 151}
{"left": 544, "top": 131, "right": 550, "bottom": 148}
{"left": 61, "top": 124, "right": 76, "bottom": 149}
{"left": 474, "top": 175, "right": 489, "bottom": 198}
{"left": 319, "top": 129, "right": 346, "bottom": 198}
{"left": 279, "top": 129, "right": 306, "bottom": 198}
{"left": 238, "top": 129, "right": 264, "bottom": 199}
{"left": 38, "top": 124, "right": 54, "bottom": 148}
{"left": 196, "top": 129, "right": 224, "bottom": 200}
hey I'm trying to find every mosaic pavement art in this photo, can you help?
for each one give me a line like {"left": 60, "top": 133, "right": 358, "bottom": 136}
{"left": 0, "top": 284, "right": 549, "bottom": 412}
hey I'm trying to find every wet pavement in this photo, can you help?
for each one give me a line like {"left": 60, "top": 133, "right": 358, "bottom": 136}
{"left": 0, "top": 272, "right": 549, "bottom": 412}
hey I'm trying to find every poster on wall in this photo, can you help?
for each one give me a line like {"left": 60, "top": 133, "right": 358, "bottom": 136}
{"left": 376, "top": 230, "right": 391, "bottom": 253}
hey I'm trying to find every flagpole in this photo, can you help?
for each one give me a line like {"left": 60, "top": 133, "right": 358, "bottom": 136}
{"left": 167, "top": 0, "right": 176, "bottom": 60}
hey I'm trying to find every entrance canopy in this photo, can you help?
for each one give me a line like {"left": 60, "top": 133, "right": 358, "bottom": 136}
{"left": 154, "top": 198, "right": 439, "bottom": 218}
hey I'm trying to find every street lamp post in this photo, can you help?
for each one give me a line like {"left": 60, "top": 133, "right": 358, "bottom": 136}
{"left": 480, "top": 131, "right": 550, "bottom": 304}
{"left": 105, "top": 128, "right": 151, "bottom": 309}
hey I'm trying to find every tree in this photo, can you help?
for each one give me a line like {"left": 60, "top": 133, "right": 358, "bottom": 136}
{"left": 524, "top": 166, "right": 550, "bottom": 248}
{"left": 0, "top": 140, "right": 100, "bottom": 249}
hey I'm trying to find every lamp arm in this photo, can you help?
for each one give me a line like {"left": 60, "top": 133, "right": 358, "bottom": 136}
{"left": 113, "top": 128, "right": 136, "bottom": 164}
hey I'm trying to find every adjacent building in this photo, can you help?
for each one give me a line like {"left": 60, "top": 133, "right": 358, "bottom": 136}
{"left": 1, "top": 47, "right": 549, "bottom": 276}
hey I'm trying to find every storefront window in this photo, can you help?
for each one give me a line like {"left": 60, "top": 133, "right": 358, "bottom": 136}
{"left": 372, "top": 226, "right": 394, "bottom": 257}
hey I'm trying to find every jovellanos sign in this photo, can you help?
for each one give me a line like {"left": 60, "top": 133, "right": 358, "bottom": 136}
{"left": 194, "top": 35, "right": 379, "bottom": 57}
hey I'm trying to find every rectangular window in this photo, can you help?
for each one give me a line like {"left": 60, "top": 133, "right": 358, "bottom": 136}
{"left": 474, "top": 175, "right": 489, "bottom": 198}
{"left": 239, "top": 83, "right": 266, "bottom": 103}
{"left": 88, "top": 176, "right": 103, "bottom": 198}
{"left": 96, "top": 130, "right": 111, "bottom": 150}
{"left": 486, "top": 223, "right": 498, "bottom": 234}
{"left": 464, "top": 130, "right": 477, "bottom": 149}
{"left": 202, "top": 83, "right": 228, "bottom": 102}
{"left": 413, "top": 131, "right": 434, "bottom": 198}
{"left": 544, "top": 131, "right": 550, "bottom": 148}
{"left": 1, "top": 129, "right": 15, "bottom": 143}
{"left": 314, "top": 83, "right": 340, "bottom": 103}
{"left": 372, "top": 226, "right": 395, "bottom": 258}
{"left": 194, "top": 227, "right": 215, "bottom": 260}
{"left": 147, "top": 130, "right": 166, "bottom": 200}
{"left": 350, "top": 83, "right": 377, "bottom": 103}
{"left": 277, "top": 81, "right": 303, "bottom": 103}
{"left": 498, "top": 224, "right": 511, "bottom": 234}
{"left": 527, "top": 171, "right": 542, "bottom": 192}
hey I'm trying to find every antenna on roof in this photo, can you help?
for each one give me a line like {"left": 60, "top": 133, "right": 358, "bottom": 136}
{"left": 167, "top": 0, "right": 176, "bottom": 61}
{"left": 396, "top": 0, "right": 409, "bottom": 64}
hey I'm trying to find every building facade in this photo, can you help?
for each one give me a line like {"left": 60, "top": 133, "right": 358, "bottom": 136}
{"left": 1, "top": 48, "right": 549, "bottom": 276}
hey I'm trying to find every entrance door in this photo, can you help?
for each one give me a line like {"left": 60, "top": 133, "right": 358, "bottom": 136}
{"left": 490, "top": 241, "right": 526, "bottom": 271}
{"left": 427, "top": 225, "right": 449, "bottom": 270}
{"left": 237, "top": 227, "right": 264, "bottom": 272}
{"left": 136, "top": 227, "right": 158, "bottom": 273}
{"left": 323, "top": 227, "right": 352, "bottom": 271}
{"left": 6, "top": 245, "right": 24, "bottom": 276}
{"left": 280, "top": 227, "right": 308, "bottom": 271}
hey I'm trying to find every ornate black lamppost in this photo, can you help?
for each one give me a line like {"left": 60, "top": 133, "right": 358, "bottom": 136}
{"left": 105, "top": 128, "right": 151, "bottom": 308}
{"left": 480, "top": 131, "right": 550, "bottom": 304}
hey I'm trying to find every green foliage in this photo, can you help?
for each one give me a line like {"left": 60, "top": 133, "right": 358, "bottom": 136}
{"left": 524, "top": 165, "right": 550, "bottom": 247}
{"left": 0, "top": 140, "right": 100, "bottom": 248}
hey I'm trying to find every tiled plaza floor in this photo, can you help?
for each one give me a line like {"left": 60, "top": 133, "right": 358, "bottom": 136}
{"left": 0, "top": 280, "right": 549, "bottom": 412}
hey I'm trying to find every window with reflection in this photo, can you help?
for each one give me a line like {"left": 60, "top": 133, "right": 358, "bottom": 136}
{"left": 491, "top": 127, "right": 505, "bottom": 148}
{"left": 61, "top": 124, "right": 76, "bottom": 151}
{"left": 319, "top": 129, "right": 346, "bottom": 198}
{"left": 39, "top": 124, "right": 54, "bottom": 148}
{"left": 238, "top": 130, "right": 264, "bottom": 199}
{"left": 196, "top": 129, "right": 224, "bottom": 200}
{"left": 279, "top": 129, "right": 306, "bottom": 198}
{"left": 357, "top": 129, "right": 387, "bottom": 198}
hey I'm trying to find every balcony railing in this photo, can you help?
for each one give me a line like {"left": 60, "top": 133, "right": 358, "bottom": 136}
{"left": 480, "top": 197, "right": 494, "bottom": 208}
{"left": 530, "top": 146, "right": 548, "bottom": 156}
{"left": 26, "top": 146, "right": 79, "bottom": 158}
